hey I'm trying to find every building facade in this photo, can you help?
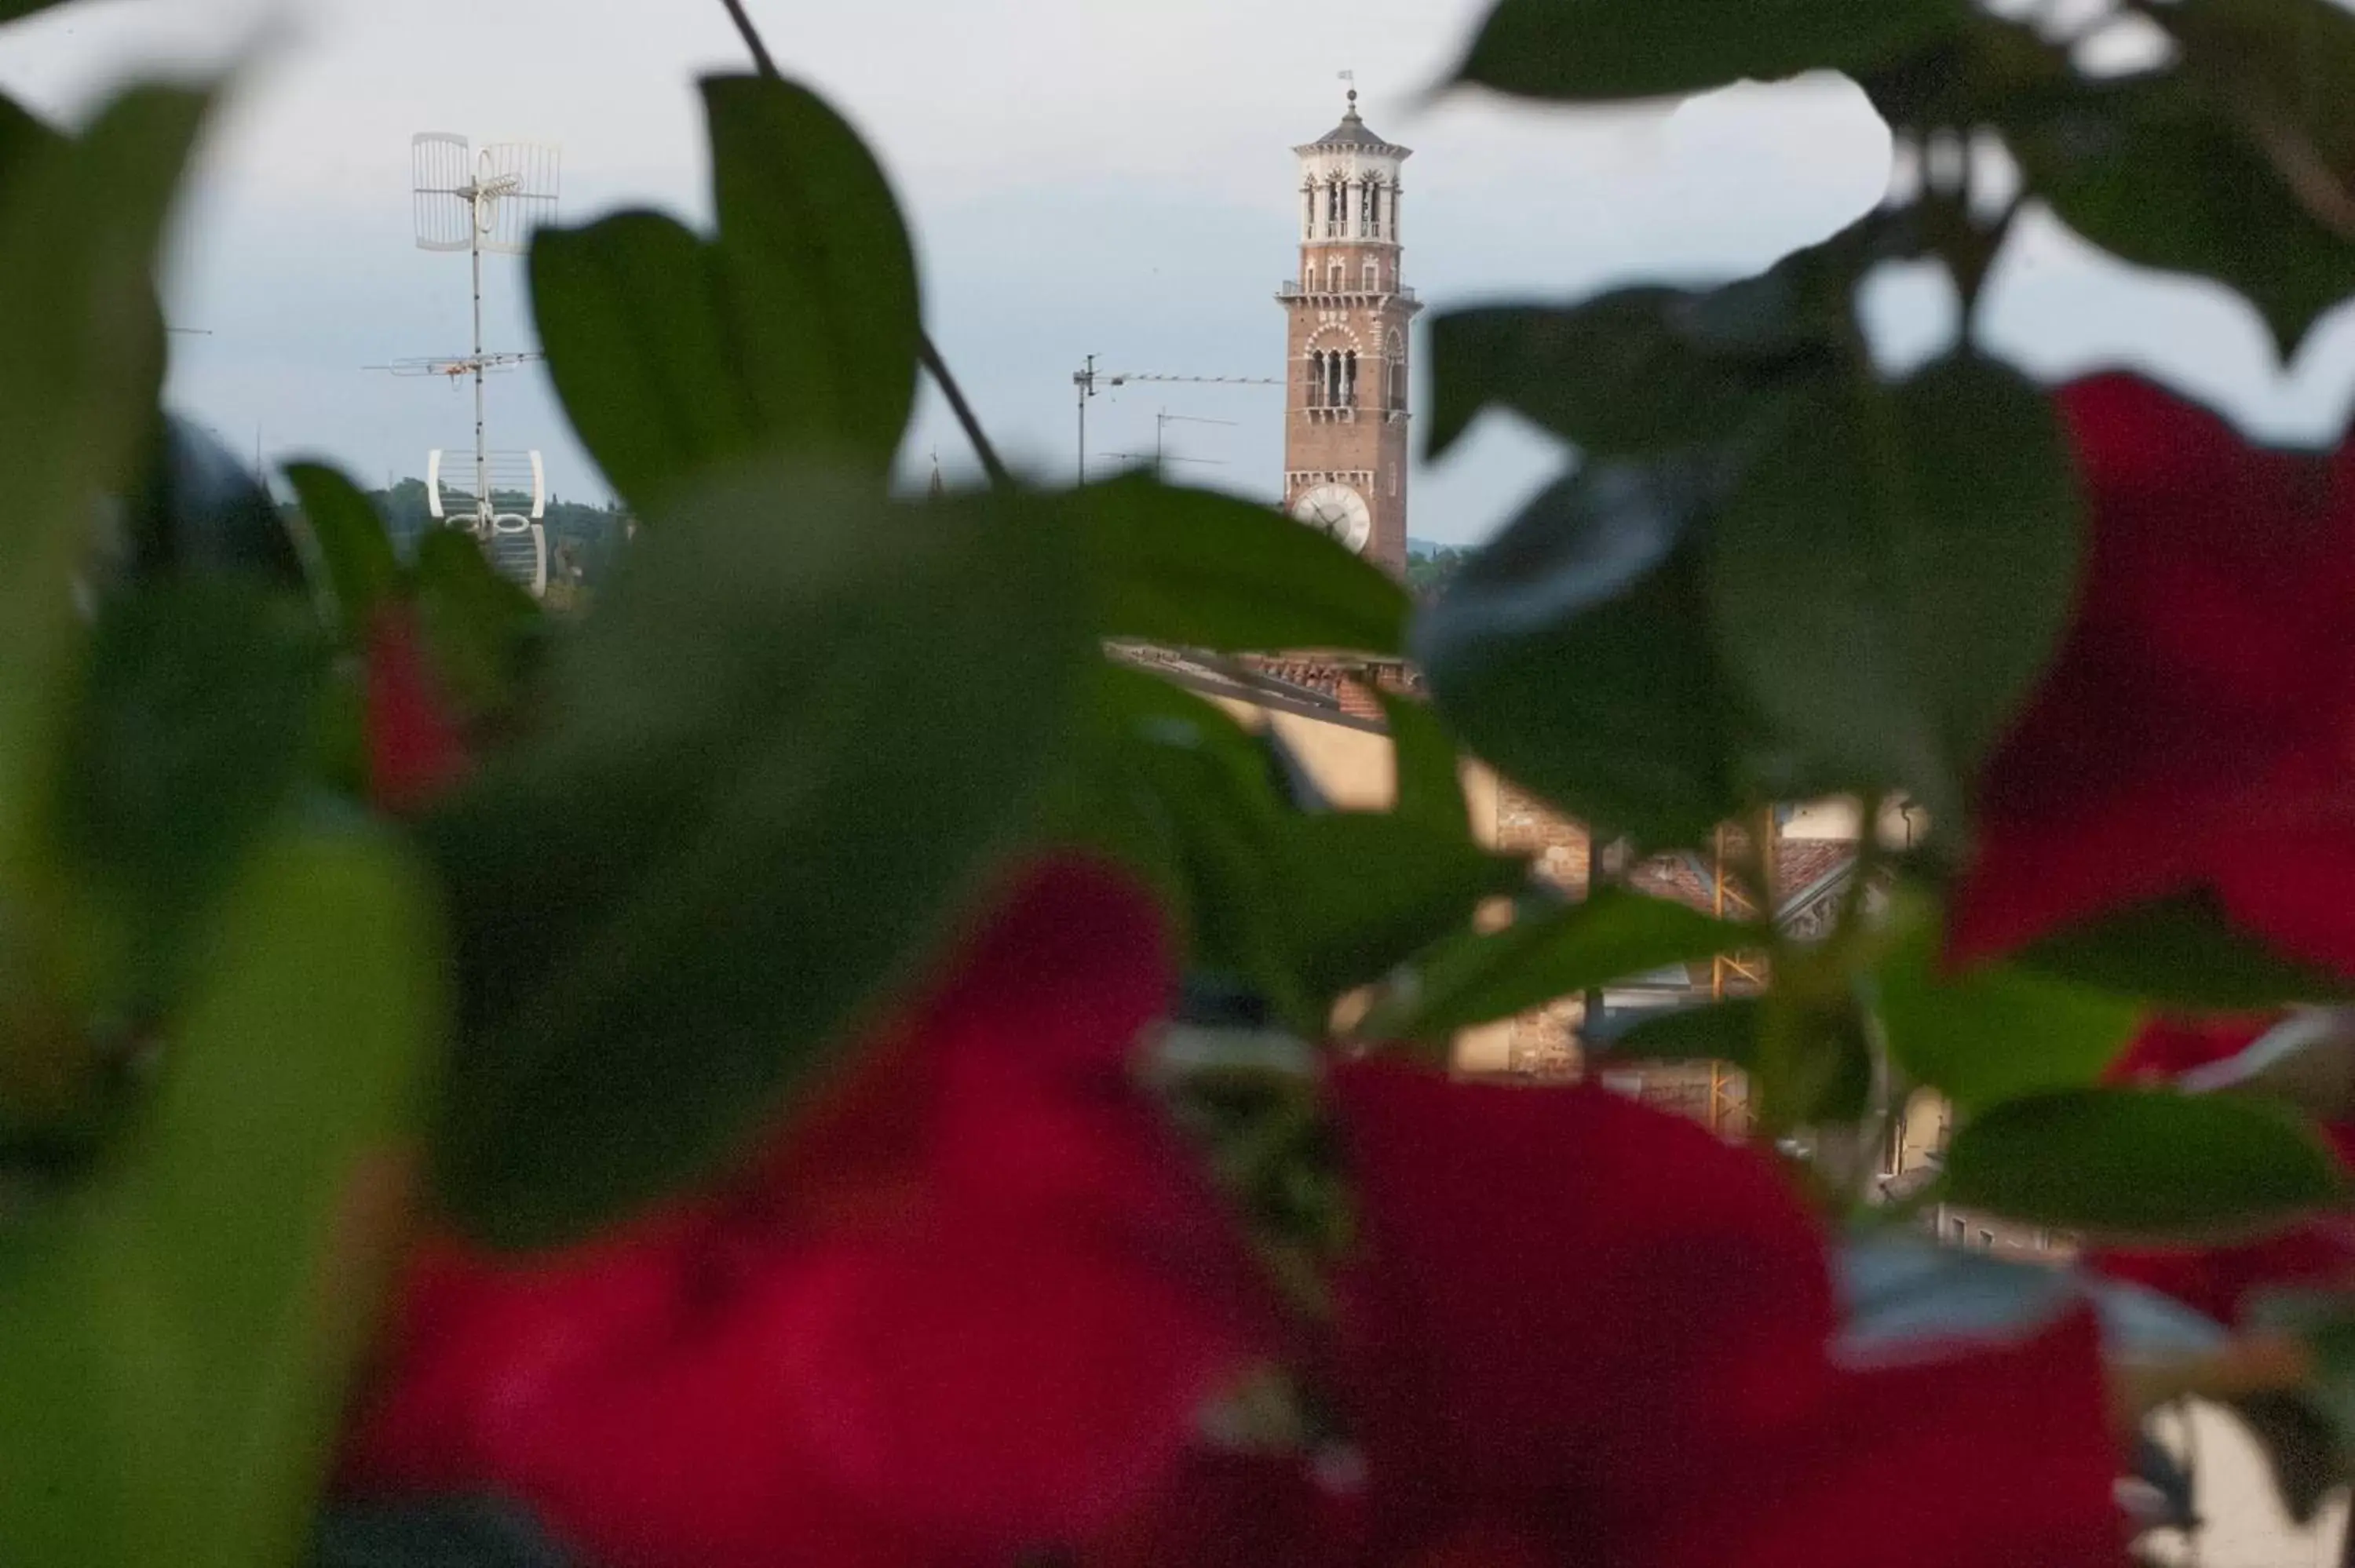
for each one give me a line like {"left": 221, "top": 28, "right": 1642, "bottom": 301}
{"left": 1280, "top": 92, "right": 1419, "bottom": 578}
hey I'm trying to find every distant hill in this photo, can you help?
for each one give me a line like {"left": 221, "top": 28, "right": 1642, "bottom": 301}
{"left": 1408, "top": 535, "right": 1449, "bottom": 559}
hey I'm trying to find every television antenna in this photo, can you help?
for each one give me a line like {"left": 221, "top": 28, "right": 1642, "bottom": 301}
{"left": 1070, "top": 358, "right": 1280, "bottom": 486}
{"left": 394, "top": 132, "right": 560, "bottom": 592}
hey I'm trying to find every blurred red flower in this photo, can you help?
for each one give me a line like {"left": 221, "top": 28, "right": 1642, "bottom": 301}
{"left": 362, "top": 605, "right": 469, "bottom": 815}
{"left": 1094, "top": 1064, "right": 2126, "bottom": 1568}
{"left": 338, "top": 857, "right": 1269, "bottom": 1568}
{"left": 1951, "top": 372, "right": 2355, "bottom": 974}
{"left": 2093, "top": 1016, "right": 2355, "bottom": 1326}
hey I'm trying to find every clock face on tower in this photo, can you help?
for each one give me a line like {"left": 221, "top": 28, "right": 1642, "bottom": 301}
{"left": 1291, "top": 482, "right": 1372, "bottom": 555}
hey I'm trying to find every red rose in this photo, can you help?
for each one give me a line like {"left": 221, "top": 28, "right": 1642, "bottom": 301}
{"left": 338, "top": 858, "right": 1269, "bottom": 1568}
{"left": 2092, "top": 1016, "right": 2355, "bottom": 1326}
{"left": 1094, "top": 1064, "right": 2127, "bottom": 1568}
{"left": 1951, "top": 373, "right": 2355, "bottom": 973}
{"left": 363, "top": 605, "right": 469, "bottom": 815}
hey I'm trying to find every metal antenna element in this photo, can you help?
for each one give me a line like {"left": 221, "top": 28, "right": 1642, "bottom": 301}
{"left": 400, "top": 132, "right": 560, "bottom": 595}
{"left": 1072, "top": 362, "right": 1280, "bottom": 485}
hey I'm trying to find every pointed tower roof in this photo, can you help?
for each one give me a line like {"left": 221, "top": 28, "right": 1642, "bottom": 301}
{"left": 1297, "top": 90, "right": 1412, "bottom": 159}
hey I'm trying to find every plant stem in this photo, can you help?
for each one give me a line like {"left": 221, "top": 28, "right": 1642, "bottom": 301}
{"left": 712, "top": 0, "right": 1016, "bottom": 491}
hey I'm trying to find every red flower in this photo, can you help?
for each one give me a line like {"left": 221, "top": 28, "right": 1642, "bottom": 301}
{"left": 338, "top": 858, "right": 1268, "bottom": 1568}
{"left": 1951, "top": 373, "right": 2355, "bottom": 973}
{"left": 363, "top": 605, "right": 469, "bottom": 815}
{"left": 1094, "top": 1064, "right": 2127, "bottom": 1568}
{"left": 2093, "top": 1016, "right": 2355, "bottom": 1325}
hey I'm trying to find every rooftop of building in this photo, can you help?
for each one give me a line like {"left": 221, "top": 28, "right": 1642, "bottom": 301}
{"left": 1298, "top": 92, "right": 1411, "bottom": 158}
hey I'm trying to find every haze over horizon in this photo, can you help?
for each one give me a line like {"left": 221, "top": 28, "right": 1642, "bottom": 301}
{"left": 6, "top": 0, "right": 2355, "bottom": 545}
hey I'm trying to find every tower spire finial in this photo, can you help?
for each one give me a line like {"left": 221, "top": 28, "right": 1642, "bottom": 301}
{"left": 1339, "top": 69, "right": 1358, "bottom": 116}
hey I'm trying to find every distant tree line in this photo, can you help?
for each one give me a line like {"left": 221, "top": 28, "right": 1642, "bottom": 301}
{"left": 279, "top": 477, "right": 635, "bottom": 593}
{"left": 1406, "top": 545, "right": 1468, "bottom": 599}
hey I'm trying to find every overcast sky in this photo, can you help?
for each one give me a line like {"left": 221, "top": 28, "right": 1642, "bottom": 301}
{"left": 5, "top": 0, "right": 2355, "bottom": 544}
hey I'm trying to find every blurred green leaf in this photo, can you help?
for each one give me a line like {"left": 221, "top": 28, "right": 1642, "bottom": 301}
{"left": 425, "top": 469, "right": 1091, "bottom": 1246}
{"left": 703, "top": 74, "right": 920, "bottom": 475}
{"left": 2018, "top": 892, "right": 2355, "bottom": 1009}
{"left": 1605, "top": 997, "right": 1762, "bottom": 1066}
{"left": 284, "top": 461, "right": 400, "bottom": 646}
{"left": 55, "top": 581, "right": 327, "bottom": 1007}
{"left": 2157, "top": 0, "right": 2355, "bottom": 173}
{"left": 2247, "top": 1292, "right": 2355, "bottom": 1504}
{"left": 122, "top": 415, "right": 304, "bottom": 589}
{"left": 1043, "top": 662, "right": 1300, "bottom": 1008}
{"left": 312, "top": 1501, "right": 577, "bottom": 1568}
{"left": 1875, "top": 895, "right": 2141, "bottom": 1114}
{"left": 1429, "top": 292, "right": 1827, "bottom": 463}
{"left": 1838, "top": 1234, "right": 2227, "bottom": 1358}
{"left": 1944, "top": 1088, "right": 2345, "bottom": 1238}
{"left": 0, "top": 83, "right": 212, "bottom": 862}
{"left": 1706, "top": 356, "right": 2082, "bottom": 822}
{"left": 1075, "top": 472, "right": 1409, "bottom": 655}
{"left": 2225, "top": 1391, "right": 2345, "bottom": 1524}
{"left": 1378, "top": 691, "right": 1470, "bottom": 842}
{"left": 1454, "top": 0, "right": 1969, "bottom": 102}
{"left": 1358, "top": 886, "right": 1753, "bottom": 1040}
{"left": 1274, "top": 815, "right": 1526, "bottom": 1003}
{"left": 1417, "top": 459, "right": 1750, "bottom": 844}
{"left": 410, "top": 529, "right": 542, "bottom": 724}
{"left": 0, "top": 826, "right": 442, "bottom": 1568}
{"left": 530, "top": 211, "right": 761, "bottom": 514}
{"left": 2014, "top": 75, "right": 2355, "bottom": 358}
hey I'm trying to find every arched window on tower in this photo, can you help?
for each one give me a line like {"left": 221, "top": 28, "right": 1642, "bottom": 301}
{"left": 1344, "top": 351, "right": 1360, "bottom": 408}
{"left": 1326, "top": 352, "right": 1345, "bottom": 410}
{"left": 1359, "top": 177, "right": 1375, "bottom": 238}
{"left": 1330, "top": 261, "right": 1344, "bottom": 294}
{"left": 1364, "top": 259, "right": 1380, "bottom": 293}
{"left": 1306, "top": 351, "right": 1325, "bottom": 410}
{"left": 1302, "top": 184, "right": 1315, "bottom": 239}
{"left": 1367, "top": 179, "right": 1383, "bottom": 238}
{"left": 1326, "top": 178, "right": 1344, "bottom": 237}
{"left": 1386, "top": 330, "right": 1407, "bottom": 414}
{"left": 1390, "top": 185, "right": 1403, "bottom": 243}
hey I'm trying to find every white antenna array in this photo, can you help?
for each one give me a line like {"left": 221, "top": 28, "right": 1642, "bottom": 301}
{"left": 393, "top": 132, "right": 561, "bottom": 595}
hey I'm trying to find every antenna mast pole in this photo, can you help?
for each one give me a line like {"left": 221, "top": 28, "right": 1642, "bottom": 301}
{"left": 471, "top": 183, "right": 491, "bottom": 534}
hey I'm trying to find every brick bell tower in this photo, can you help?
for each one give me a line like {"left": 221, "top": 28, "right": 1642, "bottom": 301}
{"left": 1280, "top": 89, "right": 1419, "bottom": 579}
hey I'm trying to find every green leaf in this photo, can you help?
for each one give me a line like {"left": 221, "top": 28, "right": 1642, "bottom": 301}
{"left": 703, "top": 75, "right": 921, "bottom": 475}
{"left": 1042, "top": 662, "right": 1300, "bottom": 1008}
{"left": 1706, "top": 356, "right": 2083, "bottom": 822}
{"left": 2018, "top": 892, "right": 2355, "bottom": 1009}
{"left": 1359, "top": 886, "right": 1754, "bottom": 1039}
{"left": 1273, "top": 815, "right": 1526, "bottom": 1004}
{"left": 410, "top": 529, "right": 542, "bottom": 724}
{"left": 529, "top": 211, "right": 763, "bottom": 514}
{"left": 1605, "top": 997, "right": 1761, "bottom": 1065}
{"left": 425, "top": 469, "right": 1091, "bottom": 1246}
{"left": 0, "top": 1, "right": 74, "bottom": 25}
{"left": 1943, "top": 1088, "right": 2345, "bottom": 1238}
{"left": 0, "top": 83, "right": 212, "bottom": 863}
{"left": 2225, "top": 1391, "right": 2345, "bottom": 1525}
{"left": 1455, "top": 0, "right": 1970, "bottom": 103}
{"left": 2012, "top": 75, "right": 2355, "bottom": 357}
{"left": 1378, "top": 691, "right": 1470, "bottom": 841}
{"left": 122, "top": 415, "right": 304, "bottom": 589}
{"left": 1875, "top": 895, "right": 2141, "bottom": 1113}
{"left": 55, "top": 581, "right": 328, "bottom": 1007}
{"left": 313, "top": 1502, "right": 578, "bottom": 1568}
{"left": 0, "top": 826, "right": 443, "bottom": 1568}
{"left": 1417, "top": 459, "right": 1749, "bottom": 844}
{"left": 1838, "top": 1234, "right": 2227, "bottom": 1358}
{"left": 2156, "top": 0, "right": 2355, "bottom": 174}
{"left": 284, "top": 461, "right": 400, "bottom": 645}
{"left": 1075, "top": 472, "right": 1409, "bottom": 654}
{"left": 1429, "top": 292, "right": 1828, "bottom": 463}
